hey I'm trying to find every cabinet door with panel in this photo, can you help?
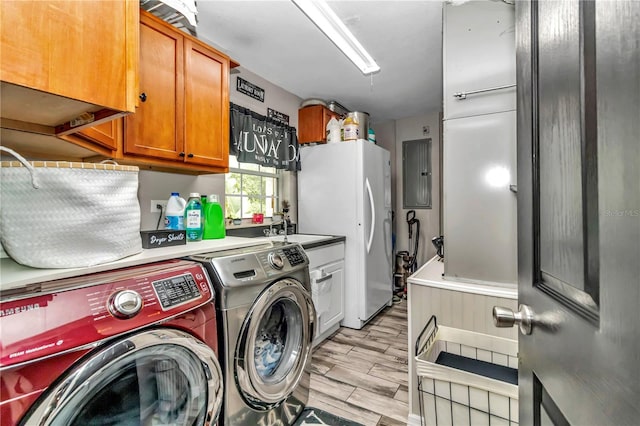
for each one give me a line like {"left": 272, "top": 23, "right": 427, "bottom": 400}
{"left": 125, "top": 12, "right": 184, "bottom": 161}
{"left": 60, "top": 119, "right": 121, "bottom": 157}
{"left": 315, "top": 260, "right": 344, "bottom": 337}
{"left": 124, "top": 11, "right": 230, "bottom": 171}
{"left": 76, "top": 120, "right": 121, "bottom": 151}
{"left": 0, "top": 0, "right": 138, "bottom": 126}
{"left": 184, "top": 39, "right": 229, "bottom": 168}
{"left": 298, "top": 105, "right": 337, "bottom": 144}
{"left": 307, "top": 242, "right": 345, "bottom": 345}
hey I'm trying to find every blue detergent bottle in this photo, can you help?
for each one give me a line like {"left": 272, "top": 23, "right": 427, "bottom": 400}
{"left": 184, "top": 193, "right": 203, "bottom": 241}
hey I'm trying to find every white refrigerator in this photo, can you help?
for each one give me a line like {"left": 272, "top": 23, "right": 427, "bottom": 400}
{"left": 298, "top": 140, "right": 392, "bottom": 329}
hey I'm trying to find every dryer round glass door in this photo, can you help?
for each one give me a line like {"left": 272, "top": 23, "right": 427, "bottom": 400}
{"left": 235, "top": 278, "right": 316, "bottom": 410}
{"left": 21, "top": 329, "right": 223, "bottom": 426}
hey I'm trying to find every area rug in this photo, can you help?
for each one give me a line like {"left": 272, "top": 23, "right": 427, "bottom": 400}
{"left": 293, "top": 407, "right": 364, "bottom": 426}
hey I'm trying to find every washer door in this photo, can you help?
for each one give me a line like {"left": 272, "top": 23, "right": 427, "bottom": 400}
{"left": 235, "top": 278, "right": 316, "bottom": 410}
{"left": 21, "top": 329, "right": 223, "bottom": 426}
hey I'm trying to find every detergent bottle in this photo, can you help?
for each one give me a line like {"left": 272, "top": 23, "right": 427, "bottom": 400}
{"left": 203, "top": 194, "right": 225, "bottom": 239}
{"left": 164, "top": 192, "right": 186, "bottom": 230}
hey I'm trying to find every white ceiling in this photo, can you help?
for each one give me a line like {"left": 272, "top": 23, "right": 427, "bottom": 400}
{"left": 194, "top": 1, "right": 443, "bottom": 123}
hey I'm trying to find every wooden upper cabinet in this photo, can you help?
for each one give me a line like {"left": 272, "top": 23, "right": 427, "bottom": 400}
{"left": 0, "top": 0, "right": 138, "bottom": 132}
{"left": 77, "top": 120, "right": 121, "bottom": 152}
{"left": 124, "top": 11, "right": 229, "bottom": 171}
{"left": 184, "top": 39, "right": 229, "bottom": 168}
{"left": 298, "top": 105, "right": 338, "bottom": 144}
{"left": 59, "top": 119, "right": 122, "bottom": 157}
{"left": 125, "top": 14, "right": 184, "bottom": 160}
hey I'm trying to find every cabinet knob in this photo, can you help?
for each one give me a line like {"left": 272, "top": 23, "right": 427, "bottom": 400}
{"left": 139, "top": 92, "right": 147, "bottom": 102}
{"left": 187, "top": 153, "right": 194, "bottom": 158}
{"left": 179, "top": 152, "right": 186, "bottom": 157}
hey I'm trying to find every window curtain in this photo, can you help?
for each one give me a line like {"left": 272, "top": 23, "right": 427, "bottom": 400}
{"left": 229, "top": 103, "right": 300, "bottom": 171}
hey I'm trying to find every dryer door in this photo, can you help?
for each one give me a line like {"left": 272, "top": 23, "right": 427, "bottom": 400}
{"left": 21, "top": 329, "right": 223, "bottom": 426}
{"left": 235, "top": 278, "right": 316, "bottom": 410}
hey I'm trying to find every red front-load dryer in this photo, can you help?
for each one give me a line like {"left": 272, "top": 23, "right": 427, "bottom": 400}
{"left": 0, "top": 259, "right": 223, "bottom": 426}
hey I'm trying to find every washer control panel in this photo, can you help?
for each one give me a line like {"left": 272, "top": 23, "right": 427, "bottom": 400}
{"left": 267, "top": 252, "right": 285, "bottom": 270}
{"left": 282, "top": 246, "right": 305, "bottom": 266}
{"left": 195, "top": 242, "right": 310, "bottom": 284}
{"left": 255, "top": 244, "right": 308, "bottom": 276}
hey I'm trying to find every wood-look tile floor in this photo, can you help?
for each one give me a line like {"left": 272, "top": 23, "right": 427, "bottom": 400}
{"left": 308, "top": 300, "right": 409, "bottom": 426}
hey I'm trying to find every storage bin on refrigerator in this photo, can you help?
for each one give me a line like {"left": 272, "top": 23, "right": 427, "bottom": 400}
{"left": 415, "top": 316, "right": 519, "bottom": 426}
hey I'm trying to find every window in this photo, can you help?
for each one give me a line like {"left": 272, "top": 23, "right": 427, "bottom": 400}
{"left": 225, "top": 156, "right": 279, "bottom": 219}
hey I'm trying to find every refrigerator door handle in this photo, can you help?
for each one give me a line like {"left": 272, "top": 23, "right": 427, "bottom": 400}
{"left": 365, "top": 178, "right": 375, "bottom": 253}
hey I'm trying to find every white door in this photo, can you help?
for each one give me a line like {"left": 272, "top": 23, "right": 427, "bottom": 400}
{"left": 498, "top": 1, "right": 640, "bottom": 424}
{"left": 359, "top": 142, "right": 393, "bottom": 321}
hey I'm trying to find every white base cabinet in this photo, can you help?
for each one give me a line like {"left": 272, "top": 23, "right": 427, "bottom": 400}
{"left": 305, "top": 242, "right": 345, "bottom": 346}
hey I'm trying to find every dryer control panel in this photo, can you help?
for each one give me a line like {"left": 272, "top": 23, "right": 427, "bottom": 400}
{"left": 0, "top": 260, "right": 213, "bottom": 368}
{"left": 152, "top": 273, "right": 202, "bottom": 310}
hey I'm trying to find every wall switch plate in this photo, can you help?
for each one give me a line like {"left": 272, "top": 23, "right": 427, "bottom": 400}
{"left": 150, "top": 200, "right": 167, "bottom": 213}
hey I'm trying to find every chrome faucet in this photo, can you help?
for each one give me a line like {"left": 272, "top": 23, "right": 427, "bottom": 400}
{"left": 269, "top": 218, "right": 289, "bottom": 243}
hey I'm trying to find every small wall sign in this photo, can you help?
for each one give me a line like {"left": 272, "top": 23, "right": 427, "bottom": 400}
{"left": 236, "top": 77, "right": 265, "bottom": 102}
{"left": 140, "top": 230, "right": 186, "bottom": 249}
{"left": 268, "top": 108, "right": 289, "bottom": 125}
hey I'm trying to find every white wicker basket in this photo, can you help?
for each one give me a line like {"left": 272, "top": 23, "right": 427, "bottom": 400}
{"left": 415, "top": 316, "right": 519, "bottom": 426}
{"left": 0, "top": 147, "right": 142, "bottom": 268}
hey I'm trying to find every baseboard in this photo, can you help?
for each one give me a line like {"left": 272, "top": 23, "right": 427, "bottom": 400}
{"left": 407, "top": 413, "right": 422, "bottom": 426}
{"left": 312, "top": 322, "right": 340, "bottom": 347}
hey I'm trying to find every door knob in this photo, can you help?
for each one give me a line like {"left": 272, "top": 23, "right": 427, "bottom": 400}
{"left": 139, "top": 92, "right": 147, "bottom": 102}
{"left": 493, "top": 304, "right": 535, "bottom": 335}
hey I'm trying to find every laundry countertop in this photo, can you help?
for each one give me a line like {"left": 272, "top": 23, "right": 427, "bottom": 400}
{"left": 0, "top": 236, "right": 268, "bottom": 294}
{"left": 408, "top": 256, "right": 518, "bottom": 299}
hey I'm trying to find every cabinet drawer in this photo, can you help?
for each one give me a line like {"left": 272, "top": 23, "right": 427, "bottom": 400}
{"left": 306, "top": 242, "right": 345, "bottom": 270}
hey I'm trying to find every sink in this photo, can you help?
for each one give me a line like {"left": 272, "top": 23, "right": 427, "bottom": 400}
{"left": 266, "top": 234, "right": 333, "bottom": 244}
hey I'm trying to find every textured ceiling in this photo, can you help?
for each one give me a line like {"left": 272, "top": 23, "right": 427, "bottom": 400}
{"left": 194, "top": 1, "right": 443, "bottom": 122}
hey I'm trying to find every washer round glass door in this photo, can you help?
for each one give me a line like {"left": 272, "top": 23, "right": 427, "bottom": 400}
{"left": 21, "top": 329, "right": 223, "bottom": 426}
{"left": 235, "top": 278, "right": 316, "bottom": 410}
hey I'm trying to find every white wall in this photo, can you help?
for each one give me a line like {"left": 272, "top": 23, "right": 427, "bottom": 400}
{"left": 138, "top": 172, "right": 226, "bottom": 230}
{"left": 393, "top": 112, "right": 442, "bottom": 267}
{"left": 138, "top": 66, "right": 302, "bottom": 230}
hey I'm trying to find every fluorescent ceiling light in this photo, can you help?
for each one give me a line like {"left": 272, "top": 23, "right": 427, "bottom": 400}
{"left": 292, "top": 0, "right": 380, "bottom": 75}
